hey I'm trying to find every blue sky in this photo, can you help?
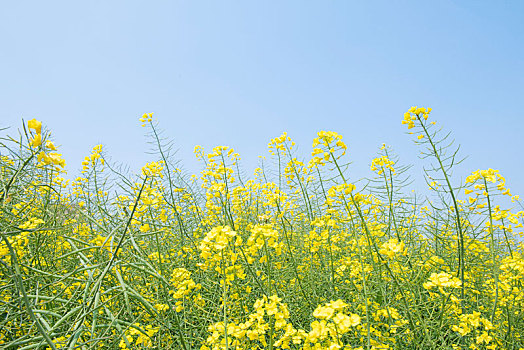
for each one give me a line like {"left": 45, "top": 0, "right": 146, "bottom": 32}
{"left": 1, "top": 1, "right": 523, "bottom": 196}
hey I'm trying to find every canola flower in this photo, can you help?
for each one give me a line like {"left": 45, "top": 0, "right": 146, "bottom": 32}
{"left": 0, "top": 112, "right": 523, "bottom": 350}
{"left": 378, "top": 238, "right": 406, "bottom": 259}
{"left": 423, "top": 272, "right": 462, "bottom": 291}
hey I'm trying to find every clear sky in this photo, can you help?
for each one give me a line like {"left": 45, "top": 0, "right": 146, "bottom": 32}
{"left": 1, "top": 1, "right": 523, "bottom": 196}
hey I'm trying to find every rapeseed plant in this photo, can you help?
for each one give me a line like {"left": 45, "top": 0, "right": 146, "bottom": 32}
{"left": 0, "top": 108, "right": 523, "bottom": 349}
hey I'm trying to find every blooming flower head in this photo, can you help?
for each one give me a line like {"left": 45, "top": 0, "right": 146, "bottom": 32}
{"left": 465, "top": 168, "right": 512, "bottom": 197}
{"left": 30, "top": 133, "right": 42, "bottom": 147}
{"left": 401, "top": 106, "right": 432, "bottom": 129}
{"left": 45, "top": 141, "right": 57, "bottom": 150}
{"left": 268, "top": 132, "right": 293, "bottom": 155}
{"left": 423, "top": 272, "right": 462, "bottom": 291}
{"left": 28, "top": 118, "right": 42, "bottom": 134}
{"left": 139, "top": 112, "right": 154, "bottom": 127}
{"left": 379, "top": 238, "right": 406, "bottom": 259}
{"left": 309, "top": 131, "right": 347, "bottom": 167}
{"left": 370, "top": 155, "right": 396, "bottom": 175}
{"left": 313, "top": 305, "right": 335, "bottom": 320}
{"left": 199, "top": 226, "right": 237, "bottom": 259}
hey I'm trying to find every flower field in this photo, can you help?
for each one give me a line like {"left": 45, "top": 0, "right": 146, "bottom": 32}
{"left": 1, "top": 108, "right": 523, "bottom": 349}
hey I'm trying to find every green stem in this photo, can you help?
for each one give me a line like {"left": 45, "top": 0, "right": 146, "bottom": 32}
{"left": 483, "top": 178, "right": 499, "bottom": 322}
{"left": 417, "top": 115, "right": 465, "bottom": 314}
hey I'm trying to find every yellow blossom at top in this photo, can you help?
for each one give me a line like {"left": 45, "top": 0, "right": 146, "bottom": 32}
{"left": 309, "top": 131, "right": 347, "bottom": 167}
{"left": 370, "top": 155, "right": 396, "bottom": 175}
{"left": 141, "top": 161, "right": 164, "bottom": 178}
{"left": 401, "top": 106, "right": 432, "bottom": 129}
{"left": 312, "top": 131, "right": 346, "bottom": 150}
{"left": 28, "top": 118, "right": 42, "bottom": 134}
{"left": 139, "top": 112, "right": 153, "bottom": 126}
{"left": 466, "top": 168, "right": 499, "bottom": 184}
{"left": 268, "top": 132, "right": 293, "bottom": 155}
{"left": 465, "top": 168, "right": 511, "bottom": 196}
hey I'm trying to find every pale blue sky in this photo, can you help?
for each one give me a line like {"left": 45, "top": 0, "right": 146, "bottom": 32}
{"left": 1, "top": 1, "right": 523, "bottom": 196}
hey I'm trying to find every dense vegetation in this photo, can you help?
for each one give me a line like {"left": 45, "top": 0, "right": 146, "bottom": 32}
{"left": 1, "top": 108, "right": 523, "bottom": 349}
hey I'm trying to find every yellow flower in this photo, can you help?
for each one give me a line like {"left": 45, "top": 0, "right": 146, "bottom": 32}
{"left": 423, "top": 272, "right": 462, "bottom": 290}
{"left": 154, "top": 303, "right": 169, "bottom": 312}
{"left": 329, "top": 299, "right": 348, "bottom": 310}
{"left": 402, "top": 106, "right": 431, "bottom": 129}
{"left": 332, "top": 312, "right": 360, "bottom": 333}
{"left": 476, "top": 331, "right": 492, "bottom": 344}
{"left": 48, "top": 152, "right": 66, "bottom": 167}
{"left": 379, "top": 238, "right": 406, "bottom": 259}
{"left": 28, "top": 118, "right": 42, "bottom": 134}
{"left": 313, "top": 305, "right": 335, "bottom": 320}
{"left": 45, "top": 141, "right": 57, "bottom": 150}
{"left": 370, "top": 155, "right": 396, "bottom": 175}
{"left": 30, "top": 133, "right": 42, "bottom": 147}
{"left": 139, "top": 112, "right": 154, "bottom": 126}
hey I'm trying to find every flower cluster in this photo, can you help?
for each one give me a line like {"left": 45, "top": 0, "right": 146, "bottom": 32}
{"left": 370, "top": 155, "right": 396, "bottom": 175}
{"left": 139, "top": 112, "right": 154, "bottom": 127}
{"left": 401, "top": 106, "right": 431, "bottom": 129}
{"left": 423, "top": 272, "right": 462, "bottom": 293}
{"left": 310, "top": 131, "right": 347, "bottom": 167}
{"left": 27, "top": 119, "right": 66, "bottom": 169}
{"left": 379, "top": 238, "right": 406, "bottom": 259}
{"left": 268, "top": 132, "right": 294, "bottom": 156}
{"left": 81, "top": 144, "right": 104, "bottom": 173}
